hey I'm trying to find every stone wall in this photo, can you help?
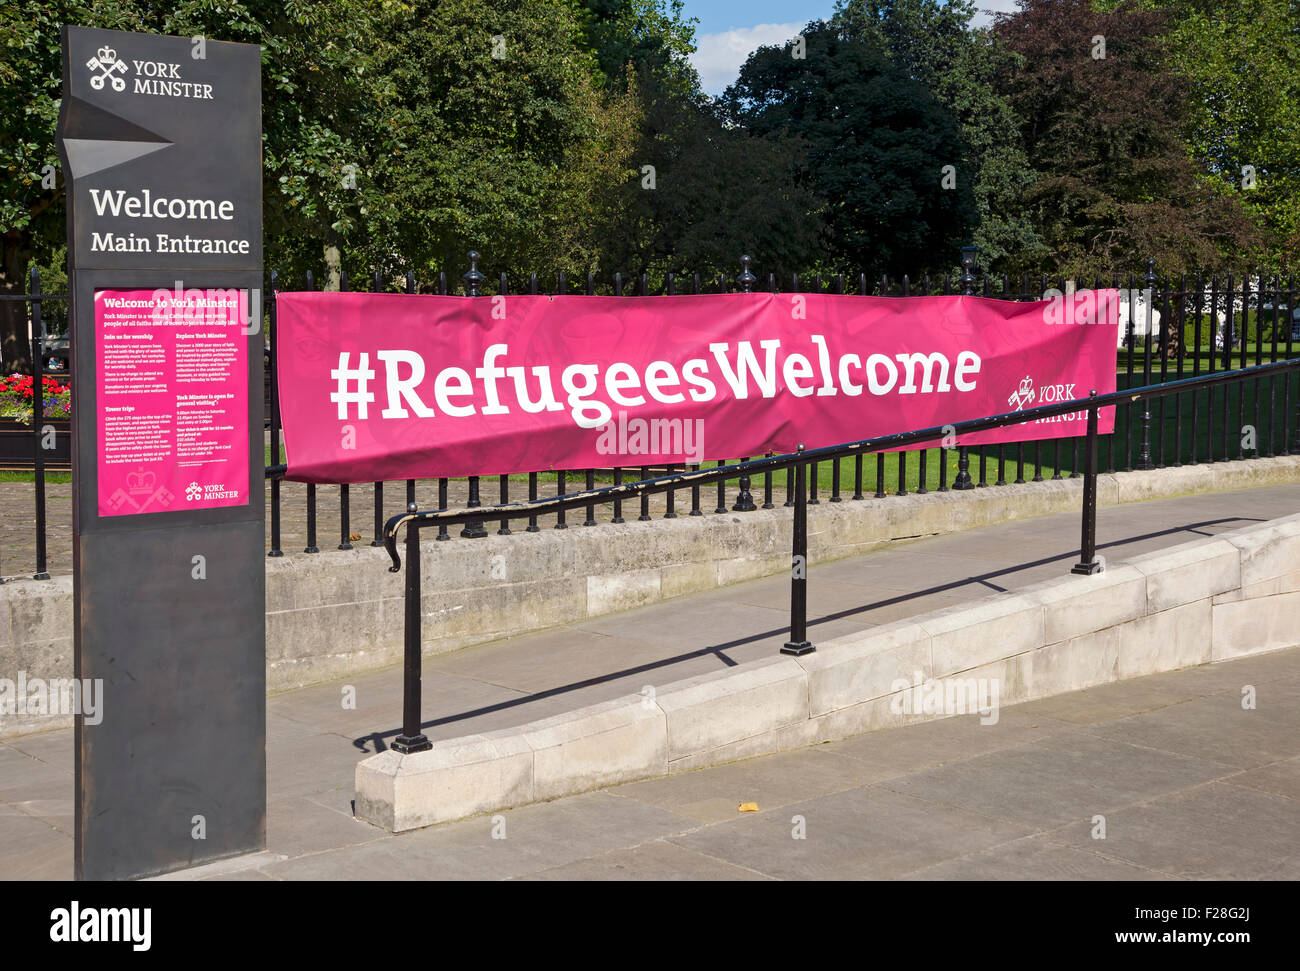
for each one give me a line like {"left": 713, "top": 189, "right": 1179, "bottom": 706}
{"left": 2, "top": 455, "right": 1297, "bottom": 738}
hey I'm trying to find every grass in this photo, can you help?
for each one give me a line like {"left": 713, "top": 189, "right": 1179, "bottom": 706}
{"left": 266, "top": 447, "right": 1056, "bottom": 498}
{"left": 0, "top": 470, "right": 70, "bottom": 483}
{"left": 1108, "top": 370, "right": 1300, "bottom": 468}
{"left": 7, "top": 361, "right": 1291, "bottom": 490}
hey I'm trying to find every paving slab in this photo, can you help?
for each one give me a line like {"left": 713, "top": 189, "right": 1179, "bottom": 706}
{"left": 665, "top": 785, "right": 1035, "bottom": 880}
{"left": 261, "top": 791, "right": 694, "bottom": 882}
{"left": 879, "top": 732, "right": 1233, "bottom": 828}
{"left": 902, "top": 833, "right": 1174, "bottom": 881}
{"left": 610, "top": 747, "right": 881, "bottom": 823}
{"left": 521, "top": 838, "right": 775, "bottom": 881}
{"left": 1079, "top": 691, "right": 1300, "bottom": 769}
{"left": 1224, "top": 756, "right": 1300, "bottom": 801}
{"left": 820, "top": 709, "right": 1078, "bottom": 775}
{"left": 1048, "top": 782, "right": 1300, "bottom": 880}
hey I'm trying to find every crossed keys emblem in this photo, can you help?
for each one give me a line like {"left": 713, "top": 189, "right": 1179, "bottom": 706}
{"left": 86, "top": 46, "right": 128, "bottom": 91}
{"left": 106, "top": 466, "right": 174, "bottom": 512}
{"left": 107, "top": 484, "right": 175, "bottom": 513}
{"left": 1008, "top": 376, "right": 1035, "bottom": 411}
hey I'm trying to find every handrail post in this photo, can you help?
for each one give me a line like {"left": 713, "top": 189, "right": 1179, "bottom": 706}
{"left": 781, "top": 444, "right": 814, "bottom": 656}
{"left": 1137, "top": 259, "right": 1156, "bottom": 469}
{"left": 392, "top": 505, "right": 432, "bottom": 754}
{"left": 1072, "top": 391, "right": 1103, "bottom": 575}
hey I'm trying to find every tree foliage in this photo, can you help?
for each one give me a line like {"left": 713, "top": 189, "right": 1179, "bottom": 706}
{"left": 992, "top": 0, "right": 1260, "bottom": 278}
{"left": 0, "top": 0, "right": 1291, "bottom": 369}
{"left": 1149, "top": 0, "right": 1300, "bottom": 268}
{"left": 725, "top": 16, "right": 977, "bottom": 279}
{"left": 832, "top": 0, "right": 1044, "bottom": 273}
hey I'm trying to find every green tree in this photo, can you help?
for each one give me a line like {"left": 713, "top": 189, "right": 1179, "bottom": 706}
{"left": 369, "top": 0, "right": 639, "bottom": 285}
{"left": 1126, "top": 0, "right": 1300, "bottom": 269}
{"left": 0, "top": 0, "right": 647, "bottom": 319}
{"left": 833, "top": 0, "right": 1045, "bottom": 273}
{"left": 594, "top": 72, "right": 822, "bottom": 285}
{"left": 572, "top": 0, "right": 818, "bottom": 284}
{"left": 725, "top": 17, "right": 977, "bottom": 278}
{"left": 0, "top": 0, "right": 396, "bottom": 366}
{"left": 0, "top": 0, "right": 147, "bottom": 367}
{"left": 992, "top": 0, "right": 1259, "bottom": 278}
{"left": 575, "top": 0, "right": 698, "bottom": 95}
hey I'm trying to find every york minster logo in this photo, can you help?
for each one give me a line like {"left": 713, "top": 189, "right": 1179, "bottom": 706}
{"left": 1008, "top": 376, "right": 1035, "bottom": 411}
{"left": 86, "top": 46, "right": 129, "bottom": 92}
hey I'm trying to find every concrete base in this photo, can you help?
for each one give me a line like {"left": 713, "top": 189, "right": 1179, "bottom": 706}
{"left": 355, "top": 510, "right": 1300, "bottom": 832}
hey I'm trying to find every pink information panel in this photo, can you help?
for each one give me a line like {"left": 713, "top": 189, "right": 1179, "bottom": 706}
{"left": 95, "top": 288, "right": 249, "bottom": 516}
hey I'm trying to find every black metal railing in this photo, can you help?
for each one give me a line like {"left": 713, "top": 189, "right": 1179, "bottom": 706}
{"left": 376, "top": 357, "right": 1300, "bottom": 753}
{"left": 0, "top": 267, "right": 70, "bottom": 581}
{"left": 260, "top": 252, "right": 1300, "bottom": 556}
{"left": 4, "top": 255, "right": 1299, "bottom": 579}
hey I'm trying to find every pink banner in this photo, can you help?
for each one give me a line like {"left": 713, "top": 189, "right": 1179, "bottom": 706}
{"left": 96, "top": 288, "right": 249, "bottom": 515}
{"left": 275, "top": 291, "right": 1118, "bottom": 483}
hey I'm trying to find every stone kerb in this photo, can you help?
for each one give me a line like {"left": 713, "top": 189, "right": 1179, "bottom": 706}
{"left": 355, "top": 511, "right": 1300, "bottom": 833}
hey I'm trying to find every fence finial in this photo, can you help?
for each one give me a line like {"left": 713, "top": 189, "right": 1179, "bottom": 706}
{"left": 464, "top": 250, "right": 483, "bottom": 297}
{"left": 739, "top": 255, "right": 756, "bottom": 293}
{"left": 959, "top": 245, "right": 978, "bottom": 296}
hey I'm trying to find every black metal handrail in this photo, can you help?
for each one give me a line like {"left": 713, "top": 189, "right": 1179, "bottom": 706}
{"left": 380, "top": 358, "right": 1300, "bottom": 552}
{"left": 376, "top": 357, "right": 1300, "bottom": 753}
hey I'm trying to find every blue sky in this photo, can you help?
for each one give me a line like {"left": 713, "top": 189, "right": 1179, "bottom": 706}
{"left": 683, "top": 0, "right": 1023, "bottom": 95}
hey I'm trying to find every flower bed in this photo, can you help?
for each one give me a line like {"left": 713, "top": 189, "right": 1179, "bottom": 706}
{"left": 0, "top": 374, "right": 72, "bottom": 469}
{"left": 0, "top": 374, "right": 71, "bottom": 424}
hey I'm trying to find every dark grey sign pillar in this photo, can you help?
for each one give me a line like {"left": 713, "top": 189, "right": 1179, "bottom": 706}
{"left": 56, "top": 25, "right": 265, "bottom": 880}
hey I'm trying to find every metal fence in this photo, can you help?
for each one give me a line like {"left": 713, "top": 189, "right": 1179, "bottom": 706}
{"left": 263, "top": 248, "right": 1300, "bottom": 555}
{"left": 0, "top": 267, "right": 67, "bottom": 579}
{"left": 3, "top": 250, "right": 1298, "bottom": 579}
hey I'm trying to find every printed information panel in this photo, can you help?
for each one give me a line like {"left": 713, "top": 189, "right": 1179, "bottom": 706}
{"left": 94, "top": 287, "right": 248, "bottom": 516}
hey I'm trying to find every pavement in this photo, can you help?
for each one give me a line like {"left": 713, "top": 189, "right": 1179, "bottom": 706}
{"left": 1, "top": 482, "right": 1298, "bottom": 880}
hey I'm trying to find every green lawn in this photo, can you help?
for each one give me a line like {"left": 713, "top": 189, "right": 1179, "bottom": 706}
{"left": 1107, "top": 369, "right": 1300, "bottom": 469}
{"left": 0, "top": 470, "right": 70, "bottom": 483}
{"left": 9, "top": 361, "right": 1292, "bottom": 491}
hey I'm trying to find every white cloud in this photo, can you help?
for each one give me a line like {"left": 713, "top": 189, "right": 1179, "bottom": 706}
{"left": 690, "top": 22, "right": 807, "bottom": 96}
{"left": 971, "top": 1, "right": 1022, "bottom": 29}
{"left": 691, "top": 5, "right": 1023, "bottom": 95}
